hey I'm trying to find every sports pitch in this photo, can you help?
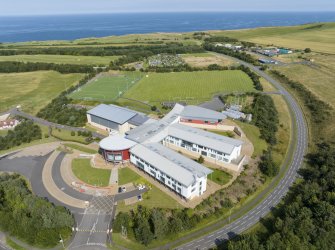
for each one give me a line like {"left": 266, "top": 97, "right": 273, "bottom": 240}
{"left": 69, "top": 72, "right": 144, "bottom": 101}
{"left": 121, "top": 70, "right": 255, "bottom": 104}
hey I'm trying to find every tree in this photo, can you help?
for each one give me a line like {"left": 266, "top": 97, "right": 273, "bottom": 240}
{"left": 259, "top": 150, "right": 278, "bottom": 177}
{"left": 198, "top": 155, "right": 204, "bottom": 163}
{"left": 134, "top": 217, "right": 154, "bottom": 246}
{"left": 304, "top": 48, "right": 312, "bottom": 53}
{"left": 149, "top": 209, "right": 167, "bottom": 239}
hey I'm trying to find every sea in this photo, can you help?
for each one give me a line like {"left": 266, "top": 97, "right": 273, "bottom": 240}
{"left": 0, "top": 12, "right": 335, "bottom": 43}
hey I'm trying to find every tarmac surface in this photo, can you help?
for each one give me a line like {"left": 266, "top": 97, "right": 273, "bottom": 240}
{"left": 0, "top": 148, "right": 146, "bottom": 250}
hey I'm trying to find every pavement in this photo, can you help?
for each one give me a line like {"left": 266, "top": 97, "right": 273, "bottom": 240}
{"left": 168, "top": 53, "right": 308, "bottom": 250}
{"left": 0, "top": 145, "right": 147, "bottom": 250}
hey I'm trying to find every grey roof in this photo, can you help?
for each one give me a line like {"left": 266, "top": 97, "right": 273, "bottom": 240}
{"left": 168, "top": 123, "right": 243, "bottom": 155}
{"left": 126, "top": 104, "right": 182, "bottom": 143}
{"left": 130, "top": 143, "right": 212, "bottom": 187}
{"left": 181, "top": 105, "right": 226, "bottom": 122}
{"left": 87, "top": 104, "right": 137, "bottom": 125}
{"left": 128, "top": 113, "right": 150, "bottom": 126}
{"left": 222, "top": 109, "right": 246, "bottom": 120}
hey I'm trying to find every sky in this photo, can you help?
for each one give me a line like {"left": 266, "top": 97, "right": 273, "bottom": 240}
{"left": 1, "top": 0, "right": 335, "bottom": 16}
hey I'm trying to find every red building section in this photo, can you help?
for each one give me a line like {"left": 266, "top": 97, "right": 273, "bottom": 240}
{"left": 99, "top": 135, "right": 137, "bottom": 163}
{"left": 180, "top": 118, "right": 221, "bottom": 125}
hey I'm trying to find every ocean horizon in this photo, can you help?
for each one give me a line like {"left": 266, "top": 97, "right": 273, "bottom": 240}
{"left": 1, "top": 11, "right": 335, "bottom": 43}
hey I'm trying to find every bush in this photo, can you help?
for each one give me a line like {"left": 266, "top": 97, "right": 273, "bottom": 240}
{"left": 71, "top": 131, "right": 75, "bottom": 136}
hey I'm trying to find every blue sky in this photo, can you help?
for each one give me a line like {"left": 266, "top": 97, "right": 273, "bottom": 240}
{"left": 1, "top": 0, "right": 335, "bottom": 16}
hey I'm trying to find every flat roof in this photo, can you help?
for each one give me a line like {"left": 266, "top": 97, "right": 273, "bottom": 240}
{"left": 87, "top": 104, "right": 137, "bottom": 125}
{"left": 128, "top": 113, "right": 150, "bottom": 126}
{"left": 130, "top": 143, "right": 212, "bottom": 187}
{"left": 125, "top": 104, "right": 182, "bottom": 143}
{"left": 181, "top": 105, "right": 226, "bottom": 121}
{"left": 99, "top": 135, "right": 137, "bottom": 151}
{"left": 168, "top": 123, "right": 243, "bottom": 155}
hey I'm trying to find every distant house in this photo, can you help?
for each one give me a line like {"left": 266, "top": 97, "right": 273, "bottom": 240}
{"left": 0, "top": 119, "right": 19, "bottom": 130}
{"left": 258, "top": 58, "right": 278, "bottom": 64}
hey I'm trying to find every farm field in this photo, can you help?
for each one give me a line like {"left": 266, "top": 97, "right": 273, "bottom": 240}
{"left": 120, "top": 70, "right": 255, "bottom": 105}
{"left": 274, "top": 62, "right": 335, "bottom": 108}
{"left": 0, "top": 54, "right": 119, "bottom": 65}
{"left": 0, "top": 71, "right": 84, "bottom": 114}
{"left": 214, "top": 22, "right": 335, "bottom": 54}
{"left": 181, "top": 52, "right": 236, "bottom": 68}
{"left": 69, "top": 71, "right": 144, "bottom": 101}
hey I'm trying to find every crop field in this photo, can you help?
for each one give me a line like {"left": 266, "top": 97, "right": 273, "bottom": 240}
{"left": 120, "top": 70, "right": 255, "bottom": 104}
{"left": 69, "top": 71, "right": 144, "bottom": 101}
{"left": 0, "top": 54, "right": 119, "bottom": 65}
{"left": 215, "top": 22, "right": 335, "bottom": 54}
{"left": 0, "top": 71, "right": 84, "bottom": 114}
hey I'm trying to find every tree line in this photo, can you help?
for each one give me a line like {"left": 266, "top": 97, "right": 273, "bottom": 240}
{"left": 271, "top": 70, "right": 331, "bottom": 123}
{"left": 0, "top": 174, "right": 74, "bottom": 247}
{"left": 227, "top": 142, "right": 335, "bottom": 250}
{"left": 37, "top": 95, "right": 87, "bottom": 127}
{"left": 0, "top": 120, "right": 42, "bottom": 150}
{"left": 0, "top": 61, "right": 96, "bottom": 74}
{"left": 204, "top": 42, "right": 258, "bottom": 65}
{"left": 0, "top": 43, "right": 204, "bottom": 57}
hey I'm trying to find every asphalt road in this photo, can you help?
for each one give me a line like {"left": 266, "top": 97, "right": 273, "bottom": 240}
{"left": 0, "top": 150, "right": 146, "bottom": 250}
{"left": 171, "top": 54, "right": 308, "bottom": 250}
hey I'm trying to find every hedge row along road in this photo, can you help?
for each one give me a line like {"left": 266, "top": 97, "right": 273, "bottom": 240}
{"left": 166, "top": 54, "right": 308, "bottom": 250}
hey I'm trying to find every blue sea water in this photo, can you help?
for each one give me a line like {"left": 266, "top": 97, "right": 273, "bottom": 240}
{"left": 0, "top": 12, "right": 334, "bottom": 43}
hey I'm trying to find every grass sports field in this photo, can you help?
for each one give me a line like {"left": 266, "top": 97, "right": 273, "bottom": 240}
{"left": 0, "top": 71, "right": 84, "bottom": 114}
{"left": 0, "top": 54, "right": 119, "bottom": 65}
{"left": 121, "top": 70, "right": 255, "bottom": 104}
{"left": 69, "top": 71, "right": 143, "bottom": 101}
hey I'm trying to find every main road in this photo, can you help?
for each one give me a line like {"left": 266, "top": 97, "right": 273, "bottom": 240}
{"left": 168, "top": 54, "right": 308, "bottom": 250}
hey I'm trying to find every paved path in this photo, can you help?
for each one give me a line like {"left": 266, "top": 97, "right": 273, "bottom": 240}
{"left": 166, "top": 53, "right": 308, "bottom": 250}
{"left": 109, "top": 168, "right": 118, "bottom": 185}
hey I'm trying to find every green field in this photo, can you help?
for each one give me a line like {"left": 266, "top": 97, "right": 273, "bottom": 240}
{"left": 118, "top": 167, "right": 142, "bottom": 186}
{"left": 72, "top": 158, "right": 110, "bottom": 187}
{"left": 121, "top": 71, "right": 255, "bottom": 104}
{"left": 216, "top": 22, "right": 335, "bottom": 54}
{"left": 70, "top": 72, "right": 144, "bottom": 101}
{"left": 0, "top": 55, "right": 119, "bottom": 65}
{"left": 0, "top": 71, "right": 84, "bottom": 114}
{"left": 208, "top": 167, "right": 232, "bottom": 185}
{"left": 63, "top": 143, "right": 97, "bottom": 154}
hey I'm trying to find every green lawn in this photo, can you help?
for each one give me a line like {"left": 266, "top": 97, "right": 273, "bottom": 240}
{"left": 116, "top": 167, "right": 180, "bottom": 212}
{"left": 121, "top": 71, "right": 255, "bottom": 105}
{"left": 69, "top": 71, "right": 144, "bottom": 101}
{"left": 208, "top": 167, "right": 232, "bottom": 185}
{"left": 6, "top": 237, "right": 26, "bottom": 250}
{"left": 235, "top": 120, "right": 268, "bottom": 157}
{"left": 0, "top": 129, "right": 9, "bottom": 137}
{"left": 63, "top": 143, "right": 97, "bottom": 154}
{"left": 51, "top": 129, "right": 89, "bottom": 144}
{"left": 0, "top": 55, "right": 119, "bottom": 65}
{"left": 0, "top": 71, "right": 84, "bottom": 114}
{"left": 72, "top": 158, "right": 110, "bottom": 187}
{"left": 118, "top": 167, "right": 142, "bottom": 185}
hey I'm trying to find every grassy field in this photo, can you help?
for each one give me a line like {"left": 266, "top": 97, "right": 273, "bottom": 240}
{"left": 70, "top": 71, "right": 144, "bottom": 101}
{"left": 208, "top": 167, "right": 232, "bottom": 186}
{"left": 63, "top": 143, "right": 97, "bottom": 154}
{"left": 121, "top": 71, "right": 255, "bottom": 105}
{"left": 235, "top": 120, "right": 268, "bottom": 157}
{"left": 72, "top": 158, "right": 110, "bottom": 187}
{"left": 51, "top": 129, "right": 89, "bottom": 144}
{"left": 0, "top": 71, "right": 84, "bottom": 114}
{"left": 274, "top": 59, "right": 335, "bottom": 108}
{"left": 118, "top": 167, "right": 142, "bottom": 186}
{"left": 6, "top": 237, "right": 26, "bottom": 250}
{"left": 0, "top": 55, "right": 119, "bottom": 65}
{"left": 215, "top": 22, "right": 335, "bottom": 54}
{"left": 181, "top": 53, "right": 235, "bottom": 68}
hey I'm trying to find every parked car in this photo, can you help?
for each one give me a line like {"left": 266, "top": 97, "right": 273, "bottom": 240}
{"left": 121, "top": 186, "right": 126, "bottom": 193}
{"left": 137, "top": 195, "right": 142, "bottom": 201}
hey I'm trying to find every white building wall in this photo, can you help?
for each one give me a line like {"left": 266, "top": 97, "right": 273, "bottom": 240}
{"left": 130, "top": 153, "right": 207, "bottom": 200}
{"left": 163, "top": 136, "right": 240, "bottom": 164}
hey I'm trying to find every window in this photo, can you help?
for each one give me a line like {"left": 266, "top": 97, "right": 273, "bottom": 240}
{"left": 191, "top": 188, "right": 196, "bottom": 193}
